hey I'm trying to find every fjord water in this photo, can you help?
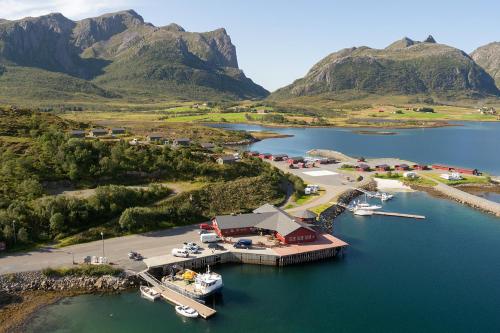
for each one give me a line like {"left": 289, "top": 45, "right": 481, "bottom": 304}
{"left": 26, "top": 192, "right": 500, "bottom": 333}
{"left": 212, "top": 122, "right": 500, "bottom": 174}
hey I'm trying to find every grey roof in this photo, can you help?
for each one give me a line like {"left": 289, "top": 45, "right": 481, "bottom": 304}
{"left": 175, "top": 138, "right": 190, "bottom": 142}
{"left": 148, "top": 134, "right": 163, "bottom": 138}
{"left": 201, "top": 142, "right": 215, "bottom": 148}
{"left": 69, "top": 130, "right": 86, "bottom": 134}
{"left": 111, "top": 128, "right": 126, "bottom": 131}
{"left": 91, "top": 128, "right": 107, "bottom": 133}
{"left": 215, "top": 204, "right": 315, "bottom": 237}
{"left": 218, "top": 155, "right": 236, "bottom": 161}
{"left": 293, "top": 210, "right": 318, "bottom": 219}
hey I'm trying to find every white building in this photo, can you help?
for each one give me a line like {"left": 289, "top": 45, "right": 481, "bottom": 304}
{"left": 440, "top": 173, "right": 462, "bottom": 181}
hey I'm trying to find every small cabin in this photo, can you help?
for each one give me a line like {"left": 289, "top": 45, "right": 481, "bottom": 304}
{"left": 375, "top": 164, "right": 390, "bottom": 171}
{"left": 200, "top": 142, "right": 215, "bottom": 150}
{"left": 109, "top": 128, "right": 126, "bottom": 135}
{"left": 412, "top": 164, "right": 428, "bottom": 170}
{"left": 173, "top": 138, "right": 191, "bottom": 147}
{"left": 68, "top": 130, "right": 86, "bottom": 138}
{"left": 217, "top": 155, "right": 237, "bottom": 165}
{"left": 258, "top": 153, "right": 272, "bottom": 159}
{"left": 357, "top": 164, "right": 370, "bottom": 172}
{"left": 271, "top": 154, "right": 288, "bottom": 161}
{"left": 395, "top": 164, "right": 410, "bottom": 171}
{"left": 287, "top": 157, "right": 304, "bottom": 164}
{"left": 89, "top": 128, "right": 107, "bottom": 137}
{"left": 147, "top": 134, "right": 164, "bottom": 142}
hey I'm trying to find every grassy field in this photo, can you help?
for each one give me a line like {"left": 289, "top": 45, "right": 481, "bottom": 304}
{"left": 425, "top": 173, "right": 491, "bottom": 186}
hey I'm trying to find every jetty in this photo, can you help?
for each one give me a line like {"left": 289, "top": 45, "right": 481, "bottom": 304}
{"left": 336, "top": 202, "right": 425, "bottom": 219}
{"left": 138, "top": 270, "right": 216, "bottom": 319}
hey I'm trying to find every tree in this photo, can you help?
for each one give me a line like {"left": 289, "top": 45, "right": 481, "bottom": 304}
{"left": 2, "top": 224, "right": 13, "bottom": 241}
{"left": 17, "top": 227, "right": 29, "bottom": 243}
{"left": 119, "top": 209, "right": 137, "bottom": 231}
{"left": 49, "top": 212, "right": 65, "bottom": 235}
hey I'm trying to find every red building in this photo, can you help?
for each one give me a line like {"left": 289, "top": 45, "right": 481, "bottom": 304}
{"left": 258, "top": 153, "right": 272, "bottom": 159}
{"left": 287, "top": 157, "right": 304, "bottom": 164}
{"left": 431, "top": 164, "right": 480, "bottom": 175}
{"left": 212, "top": 204, "right": 317, "bottom": 244}
{"left": 357, "top": 164, "right": 370, "bottom": 172}
{"left": 375, "top": 164, "right": 390, "bottom": 171}
{"left": 395, "top": 164, "right": 410, "bottom": 171}
{"left": 413, "top": 164, "right": 428, "bottom": 170}
{"left": 271, "top": 154, "right": 288, "bottom": 161}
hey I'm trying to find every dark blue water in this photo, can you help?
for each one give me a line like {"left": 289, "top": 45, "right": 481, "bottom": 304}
{"left": 26, "top": 192, "right": 500, "bottom": 333}
{"left": 212, "top": 122, "right": 500, "bottom": 175}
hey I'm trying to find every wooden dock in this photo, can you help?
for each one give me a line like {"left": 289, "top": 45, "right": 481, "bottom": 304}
{"left": 138, "top": 271, "right": 216, "bottom": 319}
{"left": 372, "top": 211, "right": 426, "bottom": 219}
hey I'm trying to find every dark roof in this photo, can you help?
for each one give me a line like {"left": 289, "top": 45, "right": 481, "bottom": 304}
{"left": 289, "top": 156, "right": 304, "bottom": 160}
{"left": 69, "top": 130, "right": 86, "bottom": 134}
{"left": 175, "top": 138, "right": 190, "bottom": 142}
{"left": 218, "top": 155, "right": 236, "bottom": 161}
{"left": 293, "top": 210, "right": 318, "bottom": 219}
{"left": 272, "top": 154, "right": 288, "bottom": 158}
{"left": 90, "top": 128, "right": 107, "bottom": 134}
{"left": 376, "top": 164, "right": 390, "bottom": 168}
{"left": 111, "top": 127, "right": 126, "bottom": 131}
{"left": 397, "top": 163, "right": 409, "bottom": 167}
{"left": 215, "top": 204, "right": 315, "bottom": 237}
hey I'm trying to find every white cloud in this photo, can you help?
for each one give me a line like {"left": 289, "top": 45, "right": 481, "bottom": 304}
{"left": 0, "top": 0, "right": 137, "bottom": 20}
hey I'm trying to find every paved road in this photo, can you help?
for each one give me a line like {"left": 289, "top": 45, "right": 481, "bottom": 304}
{"left": 0, "top": 225, "right": 204, "bottom": 275}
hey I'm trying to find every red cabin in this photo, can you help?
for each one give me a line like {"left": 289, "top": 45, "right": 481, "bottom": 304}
{"left": 357, "top": 164, "right": 370, "bottom": 172}
{"left": 375, "top": 164, "right": 390, "bottom": 171}
{"left": 395, "top": 164, "right": 410, "bottom": 171}
{"left": 287, "top": 157, "right": 304, "bottom": 164}
{"left": 431, "top": 164, "right": 479, "bottom": 175}
{"left": 271, "top": 154, "right": 288, "bottom": 161}
{"left": 258, "top": 153, "right": 272, "bottom": 159}
{"left": 413, "top": 164, "right": 428, "bottom": 170}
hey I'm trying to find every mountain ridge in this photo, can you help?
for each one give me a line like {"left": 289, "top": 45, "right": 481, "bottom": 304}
{"left": 0, "top": 10, "right": 268, "bottom": 102}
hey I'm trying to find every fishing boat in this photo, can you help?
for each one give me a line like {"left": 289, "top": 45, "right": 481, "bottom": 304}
{"left": 140, "top": 285, "right": 160, "bottom": 301}
{"left": 194, "top": 265, "right": 223, "bottom": 296}
{"left": 175, "top": 305, "right": 199, "bottom": 318}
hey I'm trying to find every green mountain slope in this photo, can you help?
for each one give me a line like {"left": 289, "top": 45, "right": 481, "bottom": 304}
{"left": 271, "top": 36, "right": 499, "bottom": 100}
{"left": 0, "top": 10, "right": 268, "bottom": 103}
{"left": 471, "top": 42, "right": 500, "bottom": 88}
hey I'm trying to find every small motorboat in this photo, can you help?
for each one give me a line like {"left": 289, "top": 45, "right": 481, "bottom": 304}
{"left": 140, "top": 286, "right": 160, "bottom": 301}
{"left": 175, "top": 305, "right": 199, "bottom": 318}
{"left": 353, "top": 208, "right": 374, "bottom": 216}
{"left": 380, "top": 193, "right": 394, "bottom": 201}
{"left": 356, "top": 202, "right": 382, "bottom": 210}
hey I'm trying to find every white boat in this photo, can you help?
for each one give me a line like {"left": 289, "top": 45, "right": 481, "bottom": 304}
{"left": 140, "top": 286, "right": 160, "bottom": 301}
{"left": 175, "top": 305, "right": 199, "bottom": 318}
{"left": 380, "top": 193, "right": 394, "bottom": 201}
{"left": 355, "top": 202, "right": 382, "bottom": 210}
{"left": 194, "top": 265, "right": 223, "bottom": 296}
{"left": 353, "top": 209, "right": 374, "bottom": 216}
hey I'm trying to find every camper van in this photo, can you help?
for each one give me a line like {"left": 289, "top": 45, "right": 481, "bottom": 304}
{"left": 200, "top": 233, "right": 221, "bottom": 243}
{"left": 171, "top": 248, "right": 189, "bottom": 257}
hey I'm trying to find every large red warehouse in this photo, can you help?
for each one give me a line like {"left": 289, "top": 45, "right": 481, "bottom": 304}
{"left": 212, "top": 204, "right": 317, "bottom": 244}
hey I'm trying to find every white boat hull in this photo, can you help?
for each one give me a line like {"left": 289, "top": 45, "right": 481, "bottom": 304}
{"left": 140, "top": 286, "right": 160, "bottom": 301}
{"left": 175, "top": 305, "right": 199, "bottom": 318}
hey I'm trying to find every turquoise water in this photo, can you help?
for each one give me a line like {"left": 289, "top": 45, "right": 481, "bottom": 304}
{"left": 211, "top": 122, "right": 500, "bottom": 174}
{"left": 26, "top": 192, "right": 500, "bottom": 332}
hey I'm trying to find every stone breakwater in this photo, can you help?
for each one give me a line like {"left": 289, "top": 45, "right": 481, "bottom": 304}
{"left": 318, "top": 179, "right": 378, "bottom": 231}
{"left": 0, "top": 271, "right": 138, "bottom": 293}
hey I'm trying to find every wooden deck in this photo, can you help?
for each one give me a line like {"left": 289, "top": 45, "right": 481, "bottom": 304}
{"left": 138, "top": 271, "right": 216, "bottom": 319}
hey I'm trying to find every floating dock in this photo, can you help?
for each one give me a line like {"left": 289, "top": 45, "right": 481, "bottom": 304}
{"left": 138, "top": 271, "right": 216, "bottom": 319}
{"left": 372, "top": 211, "right": 426, "bottom": 219}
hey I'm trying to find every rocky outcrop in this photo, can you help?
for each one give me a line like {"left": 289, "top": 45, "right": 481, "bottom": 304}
{"left": 471, "top": 42, "right": 500, "bottom": 87}
{"left": 0, "top": 271, "right": 138, "bottom": 293}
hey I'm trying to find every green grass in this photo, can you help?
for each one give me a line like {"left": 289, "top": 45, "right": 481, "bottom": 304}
{"left": 42, "top": 265, "right": 123, "bottom": 277}
{"left": 374, "top": 173, "right": 437, "bottom": 186}
{"left": 310, "top": 202, "right": 334, "bottom": 215}
{"left": 294, "top": 190, "right": 325, "bottom": 205}
{"left": 425, "top": 173, "right": 490, "bottom": 186}
{"left": 163, "top": 112, "right": 256, "bottom": 123}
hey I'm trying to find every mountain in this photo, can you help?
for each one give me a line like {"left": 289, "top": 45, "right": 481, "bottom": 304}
{"left": 271, "top": 36, "right": 499, "bottom": 100}
{"left": 471, "top": 42, "right": 500, "bottom": 88}
{"left": 0, "top": 10, "right": 268, "bottom": 103}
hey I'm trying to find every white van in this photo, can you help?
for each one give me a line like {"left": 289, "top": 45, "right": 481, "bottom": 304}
{"left": 171, "top": 248, "right": 189, "bottom": 257}
{"left": 200, "top": 233, "right": 221, "bottom": 243}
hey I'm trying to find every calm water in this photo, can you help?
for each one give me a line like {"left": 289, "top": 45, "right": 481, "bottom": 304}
{"left": 212, "top": 122, "right": 500, "bottom": 175}
{"left": 27, "top": 192, "right": 500, "bottom": 333}
{"left": 26, "top": 124, "right": 500, "bottom": 332}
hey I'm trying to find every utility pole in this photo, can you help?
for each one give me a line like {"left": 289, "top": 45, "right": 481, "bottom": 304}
{"left": 12, "top": 220, "right": 16, "bottom": 245}
{"left": 100, "top": 232, "right": 105, "bottom": 258}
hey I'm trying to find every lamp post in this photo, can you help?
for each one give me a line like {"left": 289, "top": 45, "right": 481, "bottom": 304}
{"left": 68, "top": 252, "right": 75, "bottom": 265}
{"left": 100, "top": 232, "right": 105, "bottom": 258}
{"left": 12, "top": 220, "right": 16, "bottom": 245}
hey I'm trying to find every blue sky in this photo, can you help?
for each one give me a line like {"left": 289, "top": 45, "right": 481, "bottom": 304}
{"left": 2, "top": 0, "right": 500, "bottom": 91}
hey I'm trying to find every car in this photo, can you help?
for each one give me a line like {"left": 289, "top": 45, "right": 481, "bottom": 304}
{"left": 199, "top": 223, "right": 214, "bottom": 230}
{"left": 171, "top": 248, "right": 189, "bottom": 257}
{"left": 128, "top": 251, "right": 143, "bottom": 260}
{"left": 183, "top": 242, "right": 200, "bottom": 253}
{"left": 233, "top": 239, "right": 252, "bottom": 249}
{"left": 208, "top": 243, "right": 225, "bottom": 250}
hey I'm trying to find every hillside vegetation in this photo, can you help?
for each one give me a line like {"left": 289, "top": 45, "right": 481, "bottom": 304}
{"left": 0, "top": 10, "right": 268, "bottom": 105}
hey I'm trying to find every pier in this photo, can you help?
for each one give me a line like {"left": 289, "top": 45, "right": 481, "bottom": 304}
{"left": 336, "top": 202, "right": 426, "bottom": 219}
{"left": 138, "top": 270, "right": 217, "bottom": 319}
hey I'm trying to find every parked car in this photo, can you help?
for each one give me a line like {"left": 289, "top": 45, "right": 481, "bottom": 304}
{"left": 128, "top": 251, "right": 143, "bottom": 260}
{"left": 233, "top": 239, "right": 252, "bottom": 249}
{"left": 171, "top": 248, "right": 189, "bottom": 258}
{"left": 199, "top": 223, "right": 214, "bottom": 230}
{"left": 200, "top": 233, "right": 221, "bottom": 243}
{"left": 183, "top": 242, "right": 200, "bottom": 253}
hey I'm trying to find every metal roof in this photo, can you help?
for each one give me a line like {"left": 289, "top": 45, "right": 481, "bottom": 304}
{"left": 293, "top": 210, "right": 318, "bottom": 219}
{"left": 215, "top": 204, "right": 315, "bottom": 237}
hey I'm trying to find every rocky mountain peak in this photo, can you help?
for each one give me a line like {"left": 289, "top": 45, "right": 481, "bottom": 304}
{"left": 164, "top": 23, "right": 185, "bottom": 32}
{"left": 424, "top": 35, "right": 436, "bottom": 43}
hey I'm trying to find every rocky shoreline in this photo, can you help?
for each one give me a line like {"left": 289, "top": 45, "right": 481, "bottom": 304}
{"left": 0, "top": 270, "right": 139, "bottom": 332}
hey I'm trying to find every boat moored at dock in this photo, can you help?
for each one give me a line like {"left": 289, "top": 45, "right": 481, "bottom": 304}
{"left": 140, "top": 285, "right": 160, "bottom": 301}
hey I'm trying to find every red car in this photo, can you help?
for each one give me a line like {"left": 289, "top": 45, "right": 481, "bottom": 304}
{"left": 199, "top": 223, "right": 214, "bottom": 230}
